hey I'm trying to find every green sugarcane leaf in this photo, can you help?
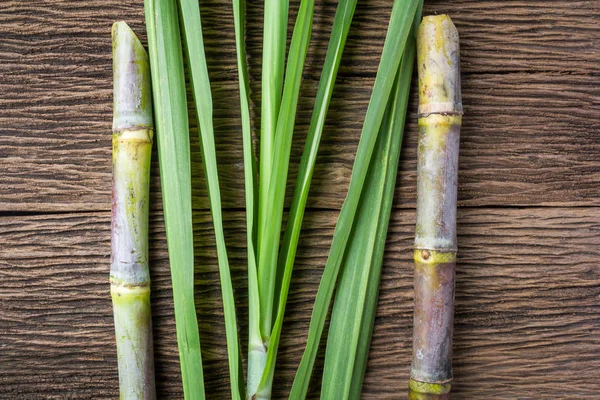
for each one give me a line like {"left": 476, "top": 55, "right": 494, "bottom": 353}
{"left": 321, "top": 67, "right": 402, "bottom": 400}
{"left": 250, "top": 0, "right": 317, "bottom": 396}
{"left": 177, "top": 0, "right": 243, "bottom": 398}
{"left": 322, "top": 26, "right": 418, "bottom": 399}
{"left": 256, "top": 0, "right": 315, "bottom": 346}
{"left": 232, "top": 0, "right": 266, "bottom": 396}
{"left": 144, "top": 0, "right": 205, "bottom": 398}
{"left": 257, "top": 0, "right": 306, "bottom": 341}
{"left": 248, "top": 0, "right": 295, "bottom": 395}
{"left": 260, "top": 0, "right": 358, "bottom": 393}
{"left": 290, "top": 0, "right": 420, "bottom": 397}
{"left": 346, "top": 8, "right": 422, "bottom": 397}
{"left": 257, "top": 0, "right": 289, "bottom": 276}
{"left": 232, "top": 0, "right": 258, "bottom": 270}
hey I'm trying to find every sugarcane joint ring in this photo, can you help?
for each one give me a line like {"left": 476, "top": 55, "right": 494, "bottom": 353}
{"left": 409, "top": 378, "right": 452, "bottom": 396}
{"left": 413, "top": 249, "right": 457, "bottom": 265}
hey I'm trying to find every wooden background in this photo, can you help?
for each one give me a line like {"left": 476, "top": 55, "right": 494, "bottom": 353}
{"left": 1, "top": 0, "right": 599, "bottom": 398}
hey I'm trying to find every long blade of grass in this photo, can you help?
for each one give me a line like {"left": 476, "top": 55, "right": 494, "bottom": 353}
{"left": 232, "top": 0, "right": 257, "bottom": 274}
{"left": 177, "top": 0, "right": 242, "bottom": 398}
{"left": 247, "top": 0, "right": 317, "bottom": 397}
{"left": 346, "top": 10, "right": 421, "bottom": 397}
{"left": 322, "top": 72, "right": 401, "bottom": 400}
{"left": 231, "top": 0, "right": 266, "bottom": 396}
{"left": 289, "top": 0, "right": 419, "bottom": 397}
{"left": 258, "top": 0, "right": 358, "bottom": 393}
{"left": 256, "top": 0, "right": 315, "bottom": 342}
{"left": 321, "top": 26, "right": 418, "bottom": 398}
{"left": 256, "top": 0, "right": 289, "bottom": 312}
{"left": 144, "top": 0, "right": 205, "bottom": 398}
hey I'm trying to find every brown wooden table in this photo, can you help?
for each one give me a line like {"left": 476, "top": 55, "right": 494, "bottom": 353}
{"left": 1, "top": 0, "right": 599, "bottom": 398}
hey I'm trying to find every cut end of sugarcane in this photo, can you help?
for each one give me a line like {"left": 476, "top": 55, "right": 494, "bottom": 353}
{"left": 417, "top": 15, "right": 462, "bottom": 117}
{"left": 112, "top": 21, "right": 153, "bottom": 131}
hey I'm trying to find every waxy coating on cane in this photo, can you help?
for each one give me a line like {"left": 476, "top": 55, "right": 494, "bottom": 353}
{"left": 409, "top": 14, "right": 462, "bottom": 399}
{"left": 111, "top": 21, "right": 156, "bottom": 400}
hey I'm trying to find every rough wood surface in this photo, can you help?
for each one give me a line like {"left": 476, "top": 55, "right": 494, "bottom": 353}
{"left": 0, "top": 0, "right": 599, "bottom": 399}
{"left": 1, "top": 208, "right": 599, "bottom": 399}
{"left": 0, "top": 0, "right": 598, "bottom": 211}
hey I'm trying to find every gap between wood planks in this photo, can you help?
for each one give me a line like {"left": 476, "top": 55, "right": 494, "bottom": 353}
{"left": 1, "top": 204, "right": 599, "bottom": 219}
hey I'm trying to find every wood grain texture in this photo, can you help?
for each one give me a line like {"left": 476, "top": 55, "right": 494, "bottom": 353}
{"left": 0, "top": 208, "right": 599, "bottom": 399}
{"left": 1, "top": 0, "right": 599, "bottom": 399}
{"left": 0, "top": 1, "right": 598, "bottom": 211}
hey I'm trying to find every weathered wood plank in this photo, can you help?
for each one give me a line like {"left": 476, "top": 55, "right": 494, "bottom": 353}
{"left": 1, "top": 0, "right": 596, "bottom": 79}
{"left": 1, "top": 208, "right": 598, "bottom": 398}
{"left": 1, "top": 72, "right": 599, "bottom": 212}
{"left": 246, "top": 0, "right": 600, "bottom": 78}
{"left": 0, "top": 1, "right": 598, "bottom": 212}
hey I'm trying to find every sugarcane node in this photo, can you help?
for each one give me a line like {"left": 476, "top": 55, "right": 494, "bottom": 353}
{"left": 413, "top": 249, "right": 457, "bottom": 265}
{"left": 409, "top": 390, "right": 450, "bottom": 400}
{"left": 409, "top": 378, "right": 452, "bottom": 396}
{"left": 110, "top": 278, "right": 152, "bottom": 289}
{"left": 113, "top": 128, "right": 154, "bottom": 142}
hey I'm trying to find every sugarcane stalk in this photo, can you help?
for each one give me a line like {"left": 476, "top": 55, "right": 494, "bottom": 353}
{"left": 110, "top": 21, "right": 156, "bottom": 400}
{"left": 409, "top": 15, "right": 462, "bottom": 399}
